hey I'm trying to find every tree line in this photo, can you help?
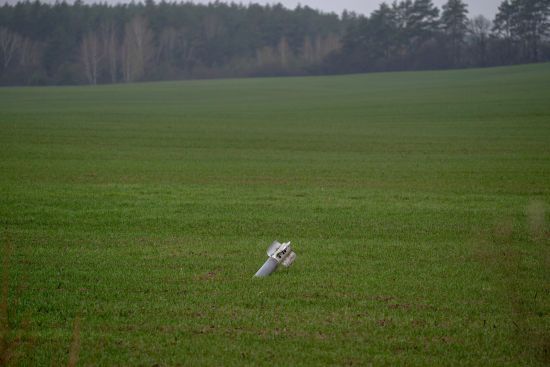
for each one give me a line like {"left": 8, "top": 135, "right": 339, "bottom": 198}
{"left": 0, "top": 1, "right": 344, "bottom": 85}
{"left": 329, "top": 0, "right": 550, "bottom": 73}
{"left": 0, "top": 0, "right": 549, "bottom": 86}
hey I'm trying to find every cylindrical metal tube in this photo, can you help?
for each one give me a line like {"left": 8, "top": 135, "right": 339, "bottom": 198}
{"left": 254, "top": 257, "right": 279, "bottom": 277}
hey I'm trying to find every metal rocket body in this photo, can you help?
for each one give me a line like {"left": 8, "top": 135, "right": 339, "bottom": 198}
{"left": 254, "top": 241, "right": 296, "bottom": 277}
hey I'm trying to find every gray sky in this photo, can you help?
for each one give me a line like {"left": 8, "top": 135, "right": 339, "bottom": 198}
{"left": 0, "top": 0, "right": 502, "bottom": 18}
{"left": 182, "top": 1, "right": 500, "bottom": 18}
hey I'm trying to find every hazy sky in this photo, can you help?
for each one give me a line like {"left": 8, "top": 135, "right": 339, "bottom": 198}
{"left": 0, "top": 0, "right": 502, "bottom": 18}
{"left": 193, "top": 1, "right": 501, "bottom": 18}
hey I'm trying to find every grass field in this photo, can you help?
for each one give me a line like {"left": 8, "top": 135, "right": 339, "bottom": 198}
{"left": 1, "top": 63, "right": 549, "bottom": 366}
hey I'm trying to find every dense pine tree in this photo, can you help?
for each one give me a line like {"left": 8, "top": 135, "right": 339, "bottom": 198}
{"left": 441, "top": 0, "right": 469, "bottom": 66}
{"left": 493, "top": 0, "right": 550, "bottom": 62}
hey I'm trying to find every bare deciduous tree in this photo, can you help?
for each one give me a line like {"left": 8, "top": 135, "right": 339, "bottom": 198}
{"left": 256, "top": 46, "right": 277, "bottom": 68}
{"left": 121, "top": 16, "right": 153, "bottom": 82}
{"left": 101, "top": 23, "right": 118, "bottom": 83}
{"left": 278, "top": 37, "right": 291, "bottom": 67}
{"left": 157, "top": 27, "right": 196, "bottom": 75}
{"left": 469, "top": 15, "right": 493, "bottom": 66}
{"left": 156, "top": 27, "right": 177, "bottom": 65}
{"left": 301, "top": 34, "right": 341, "bottom": 65}
{"left": 0, "top": 27, "right": 21, "bottom": 72}
{"left": 80, "top": 31, "right": 102, "bottom": 84}
{"left": 203, "top": 14, "right": 224, "bottom": 40}
{"left": 302, "top": 36, "right": 315, "bottom": 63}
{"left": 19, "top": 37, "right": 41, "bottom": 68}
{"left": 317, "top": 34, "right": 341, "bottom": 59}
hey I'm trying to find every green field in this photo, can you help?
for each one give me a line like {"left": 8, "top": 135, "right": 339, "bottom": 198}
{"left": 1, "top": 63, "right": 549, "bottom": 366}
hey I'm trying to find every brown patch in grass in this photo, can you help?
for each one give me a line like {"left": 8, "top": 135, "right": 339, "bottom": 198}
{"left": 426, "top": 335, "right": 458, "bottom": 345}
{"left": 526, "top": 200, "right": 548, "bottom": 244}
{"left": 388, "top": 303, "right": 412, "bottom": 311}
{"left": 411, "top": 319, "right": 426, "bottom": 328}
{"left": 1, "top": 232, "right": 13, "bottom": 366}
{"left": 67, "top": 315, "right": 81, "bottom": 367}
{"left": 376, "top": 319, "right": 392, "bottom": 327}
{"left": 470, "top": 212, "right": 550, "bottom": 365}
{"left": 196, "top": 324, "right": 217, "bottom": 334}
{"left": 491, "top": 217, "right": 514, "bottom": 245}
{"left": 371, "top": 295, "right": 438, "bottom": 312}
{"left": 195, "top": 271, "right": 217, "bottom": 281}
{"left": 341, "top": 357, "right": 363, "bottom": 366}
{"left": 0, "top": 233, "right": 35, "bottom": 366}
{"left": 157, "top": 325, "right": 176, "bottom": 333}
{"left": 438, "top": 336, "right": 455, "bottom": 344}
{"left": 471, "top": 217, "right": 520, "bottom": 267}
{"left": 372, "top": 295, "right": 395, "bottom": 303}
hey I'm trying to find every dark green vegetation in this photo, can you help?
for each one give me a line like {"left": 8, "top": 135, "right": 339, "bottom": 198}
{"left": 1, "top": 63, "right": 549, "bottom": 365}
{"left": 1, "top": 0, "right": 550, "bottom": 86}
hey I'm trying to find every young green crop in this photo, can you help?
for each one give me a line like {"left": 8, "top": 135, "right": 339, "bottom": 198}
{"left": 1, "top": 63, "right": 549, "bottom": 366}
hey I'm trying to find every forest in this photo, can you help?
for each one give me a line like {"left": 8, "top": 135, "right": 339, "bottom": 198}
{"left": 0, "top": 0, "right": 549, "bottom": 85}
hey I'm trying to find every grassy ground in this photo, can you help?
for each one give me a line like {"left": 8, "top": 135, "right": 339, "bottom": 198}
{"left": 0, "top": 63, "right": 549, "bottom": 366}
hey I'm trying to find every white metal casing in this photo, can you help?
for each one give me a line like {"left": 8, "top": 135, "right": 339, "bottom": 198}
{"left": 254, "top": 240, "right": 296, "bottom": 277}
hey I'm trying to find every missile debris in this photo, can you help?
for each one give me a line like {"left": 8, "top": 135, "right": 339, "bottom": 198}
{"left": 254, "top": 241, "right": 296, "bottom": 277}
